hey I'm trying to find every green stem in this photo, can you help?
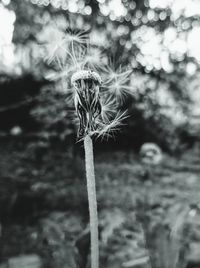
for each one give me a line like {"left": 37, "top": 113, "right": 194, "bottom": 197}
{"left": 84, "top": 135, "right": 99, "bottom": 268}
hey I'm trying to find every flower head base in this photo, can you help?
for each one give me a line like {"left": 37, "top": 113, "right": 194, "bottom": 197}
{"left": 71, "top": 70, "right": 102, "bottom": 84}
{"left": 71, "top": 70, "right": 102, "bottom": 137}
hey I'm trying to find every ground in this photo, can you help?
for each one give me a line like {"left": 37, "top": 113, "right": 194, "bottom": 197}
{"left": 0, "top": 140, "right": 200, "bottom": 268}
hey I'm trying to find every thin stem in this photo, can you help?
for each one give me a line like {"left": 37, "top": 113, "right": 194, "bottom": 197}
{"left": 84, "top": 135, "right": 99, "bottom": 268}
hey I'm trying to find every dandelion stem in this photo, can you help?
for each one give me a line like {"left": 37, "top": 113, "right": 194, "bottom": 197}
{"left": 84, "top": 135, "right": 99, "bottom": 268}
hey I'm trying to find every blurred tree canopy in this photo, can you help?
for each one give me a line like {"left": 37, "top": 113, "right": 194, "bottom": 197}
{"left": 1, "top": 0, "right": 200, "bottom": 151}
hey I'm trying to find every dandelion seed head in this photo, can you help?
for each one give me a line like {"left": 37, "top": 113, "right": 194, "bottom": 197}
{"left": 140, "top": 143, "right": 163, "bottom": 165}
{"left": 71, "top": 69, "right": 102, "bottom": 137}
{"left": 44, "top": 26, "right": 130, "bottom": 140}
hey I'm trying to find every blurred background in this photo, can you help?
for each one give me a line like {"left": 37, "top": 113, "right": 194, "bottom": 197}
{"left": 1, "top": 0, "right": 200, "bottom": 267}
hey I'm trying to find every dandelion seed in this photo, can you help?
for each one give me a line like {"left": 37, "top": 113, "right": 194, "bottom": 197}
{"left": 102, "top": 65, "right": 134, "bottom": 102}
{"left": 46, "top": 46, "right": 86, "bottom": 82}
{"left": 65, "top": 45, "right": 87, "bottom": 73}
{"left": 63, "top": 28, "right": 89, "bottom": 67}
{"left": 65, "top": 28, "right": 89, "bottom": 45}
{"left": 100, "top": 96, "right": 117, "bottom": 122}
{"left": 40, "top": 25, "right": 89, "bottom": 67}
{"left": 83, "top": 47, "right": 106, "bottom": 70}
{"left": 37, "top": 23, "right": 67, "bottom": 65}
{"left": 92, "top": 110, "right": 128, "bottom": 139}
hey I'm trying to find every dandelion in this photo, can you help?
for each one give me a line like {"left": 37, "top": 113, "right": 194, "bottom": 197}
{"left": 71, "top": 69, "right": 102, "bottom": 138}
{"left": 42, "top": 24, "right": 131, "bottom": 268}
{"left": 71, "top": 69, "right": 102, "bottom": 268}
{"left": 140, "top": 143, "right": 163, "bottom": 166}
{"left": 71, "top": 66, "right": 127, "bottom": 268}
{"left": 71, "top": 69, "right": 127, "bottom": 139}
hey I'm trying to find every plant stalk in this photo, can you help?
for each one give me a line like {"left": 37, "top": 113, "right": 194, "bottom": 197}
{"left": 84, "top": 135, "right": 99, "bottom": 268}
